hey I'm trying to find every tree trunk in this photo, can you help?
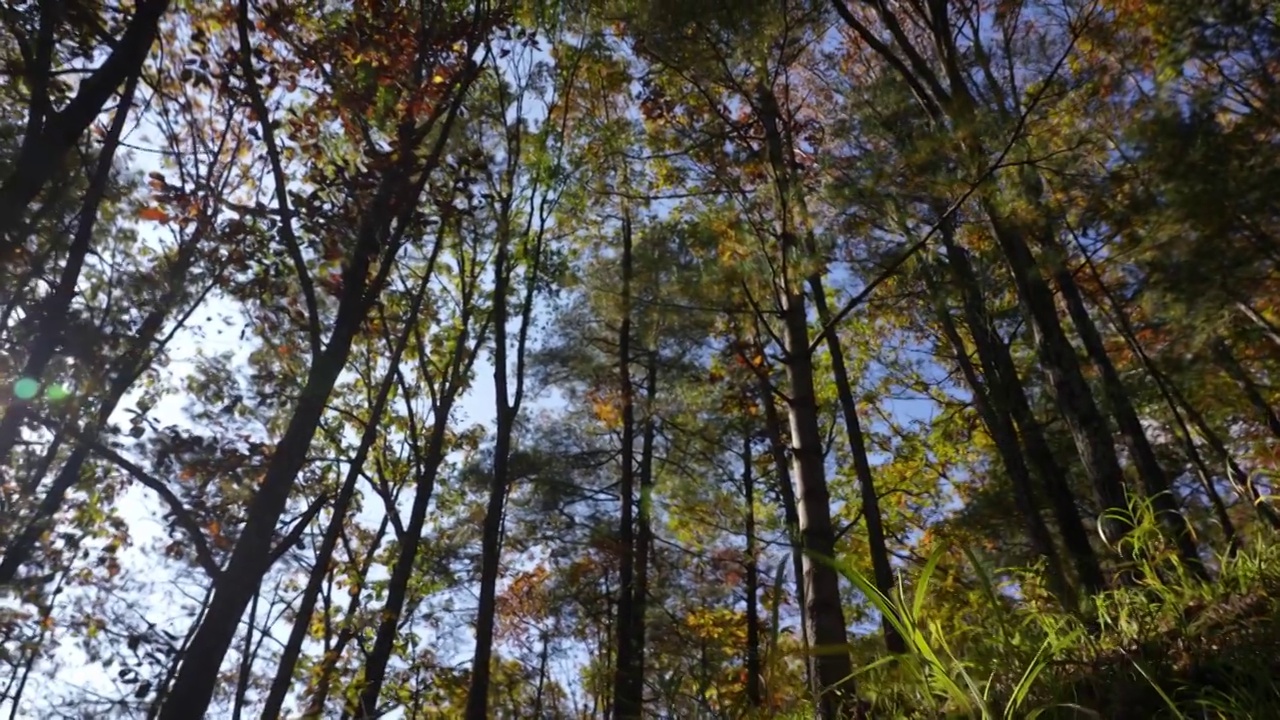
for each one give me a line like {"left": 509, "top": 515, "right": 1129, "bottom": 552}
{"left": 353, "top": 318, "right": 476, "bottom": 718}
{"left": 158, "top": 244, "right": 385, "bottom": 720}
{"left": 756, "top": 371, "right": 813, "bottom": 689}
{"left": 1237, "top": 301, "right": 1280, "bottom": 351}
{"left": 230, "top": 590, "right": 259, "bottom": 720}
{"left": 0, "top": 0, "right": 170, "bottom": 268}
{"left": 1165, "top": 375, "right": 1280, "bottom": 531}
{"left": 940, "top": 234, "right": 1106, "bottom": 593}
{"left": 742, "top": 433, "right": 763, "bottom": 710}
{"left": 1037, "top": 238, "right": 1205, "bottom": 575}
{"left": 0, "top": 72, "right": 139, "bottom": 466}
{"left": 981, "top": 204, "right": 1135, "bottom": 549}
{"left": 808, "top": 278, "right": 904, "bottom": 652}
{"left": 626, "top": 349, "right": 657, "bottom": 714}
{"left": 1068, "top": 242, "right": 1246, "bottom": 548}
{"left": 757, "top": 80, "right": 856, "bottom": 718}
{"left": 927, "top": 265, "right": 1076, "bottom": 606}
{"left": 466, "top": 225, "right": 518, "bottom": 720}
{"left": 299, "top": 516, "right": 389, "bottom": 718}
{"left": 610, "top": 212, "right": 640, "bottom": 720}
{"left": 159, "top": 75, "right": 472, "bottom": 714}
{"left": 261, "top": 268, "right": 433, "bottom": 720}
{"left": 1213, "top": 339, "right": 1280, "bottom": 440}
{"left": 779, "top": 286, "right": 857, "bottom": 718}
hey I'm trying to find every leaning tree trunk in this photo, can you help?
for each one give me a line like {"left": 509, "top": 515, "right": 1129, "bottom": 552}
{"left": 1213, "top": 339, "right": 1280, "bottom": 440}
{"left": 1030, "top": 215, "right": 1205, "bottom": 575}
{"left": 940, "top": 233, "right": 1106, "bottom": 593}
{"left": 927, "top": 264, "right": 1076, "bottom": 606}
{"left": 0, "top": 0, "right": 171, "bottom": 268}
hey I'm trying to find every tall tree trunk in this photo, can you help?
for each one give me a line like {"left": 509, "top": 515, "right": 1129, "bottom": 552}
{"left": 779, "top": 286, "right": 856, "bottom": 718}
{"left": 808, "top": 278, "right": 904, "bottom": 652}
{"left": 831, "top": 0, "right": 1133, "bottom": 555}
{"left": 610, "top": 212, "right": 639, "bottom": 720}
{"left": 353, "top": 307, "right": 479, "bottom": 718}
{"left": 626, "top": 348, "right": 657, "bottom": 714}
{"left": 1213, "top": 339, "right": 1280, "bottom": 440}
{"left": 230, "top": 590, "right": 259, "bottom": 720}
{"left": 758, "top": 81, "right": 856, "bottom": 718}
{"left": 927, "top": 266, "right": 1076, "bottom": 606}
{"left": 158, "top": 242, "right": 388, "bottom": 720}
{"left": 299, "top": 515, "right": 389, "bottom": 718}
{"left": 466, "top": 218, "right": 521, "bottom": 719}
{"left": 1164, "top": 375, "right": 1280, "bottom": 531}
{"left": 159, "top": 74, "right": 471, "bottom": 716}
{"left": 1237, "top": 301, "right": 1280, "bottom": 351}
{"left": 1068, "top": 240, "right": 1246, "bottom": 548}
{"left": 0, "top": 0, "right": 171, "bottom": 269}
{"left": 940, "top": 233, "right": 1106, "bottom": 593}
{"left": 981, "top": 206, "right": 1135, "bottom": 549}
{"left": 756, "top": 371, "right": 813, "bottom": 690}
{"left": 742, "top": 433, "right": 763, "bottom": 710}
{"left": 1035, "top": 234, "right": 1205, "bottom": 575}
{"left": 261, "top": 267, "right": 434, "bottom": 720}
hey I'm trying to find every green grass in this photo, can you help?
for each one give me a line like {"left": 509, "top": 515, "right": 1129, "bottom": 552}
{"left": 836, "top": 498, "right": 1280, "bottom": 719}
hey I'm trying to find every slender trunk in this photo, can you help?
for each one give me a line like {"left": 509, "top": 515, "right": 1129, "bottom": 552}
{"left": 159, "top": 260, "right": 382, "bottom": 720}
{"left": 301, "top": 516, "right": 389, "bottom": 718}
{"left": 610, "top": 213, "right": 639, "bottom": 720}
{"left": 627, "top": 349, "right": 656, "bottom": 714}
{"left": 466, "top": 233, "right": 516, "bottom": 720}
{"left": 928, "top": 268, "right": 1076, "bottom": 606}
{"left": 261, "top": 269, "right": 434, "bottom": 720}
{"left": 1213, "top": 339, "right": 1280, "bottom": 440}
{"left": 148, "top": 583, "right": 215, "bottom": 719}
{"left": 742, "top": 433, "right": 762, "bottom": 710}
{"left": 230, "top": 590, "right": 259, "bottom": 720}
{"left": 1237, "top": 301, "right": 1280, "bottom": 350}
{"left": 0, "top": 275, "right": 194, "bottom": 587}
{"left": 1069, "top": 243, "right": 1244, "bottom": 549}
{"left": 807, "top": 278, "right": 903, "bottom": 652}
{"left": 6, "top": 567, "right": 68, "bottom": 718}
{"left": 0, "top": 0, "right": 170, "bottom": 267}
{"left": 981, "top": 205, "right": 1135, "bottom": 548}
{"left": 1039, "top": 242, "right": 1205, "bottom": 574}
{"left": 1165, "top": 376, "right": 1280, "bottom": 530}
{"left": 534, "top": 632, "right": 550, "bottom": 718}
{"left": 464, "top": 411, "right": 514, "bottom": 720}
{"left": 940, "top": 236, "right": 1105, "bottom": 592}
{"left": 160, "top": 77, "right": 471, "bottom": 711}
{"left": 352, "top": 385, "right": 464, "bottom": 717}
{"left": 756, "top": 373, "right": 812, "bottom": 690}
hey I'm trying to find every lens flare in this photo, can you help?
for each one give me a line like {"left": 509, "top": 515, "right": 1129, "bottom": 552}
{"left": 13, "top": 378, "right": 40, "bottom": 400}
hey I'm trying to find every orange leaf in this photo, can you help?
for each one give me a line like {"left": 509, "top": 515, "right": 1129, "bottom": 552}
{"left": 138, "top": 207, "right": 170, "bottom": 223}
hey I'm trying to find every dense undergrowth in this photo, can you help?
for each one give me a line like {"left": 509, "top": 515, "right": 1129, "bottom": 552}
{"left": 838, "top": 503, "right": 1280, "bottom": 719}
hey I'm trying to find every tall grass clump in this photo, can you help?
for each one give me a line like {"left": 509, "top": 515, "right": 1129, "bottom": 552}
{"left": 839, "top": 496, "right": 1280, "bottom": 718}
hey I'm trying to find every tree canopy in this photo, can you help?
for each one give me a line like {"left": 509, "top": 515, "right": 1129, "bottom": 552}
{"left": 2, "top": 0, "right": 1280, "bottom": 718}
